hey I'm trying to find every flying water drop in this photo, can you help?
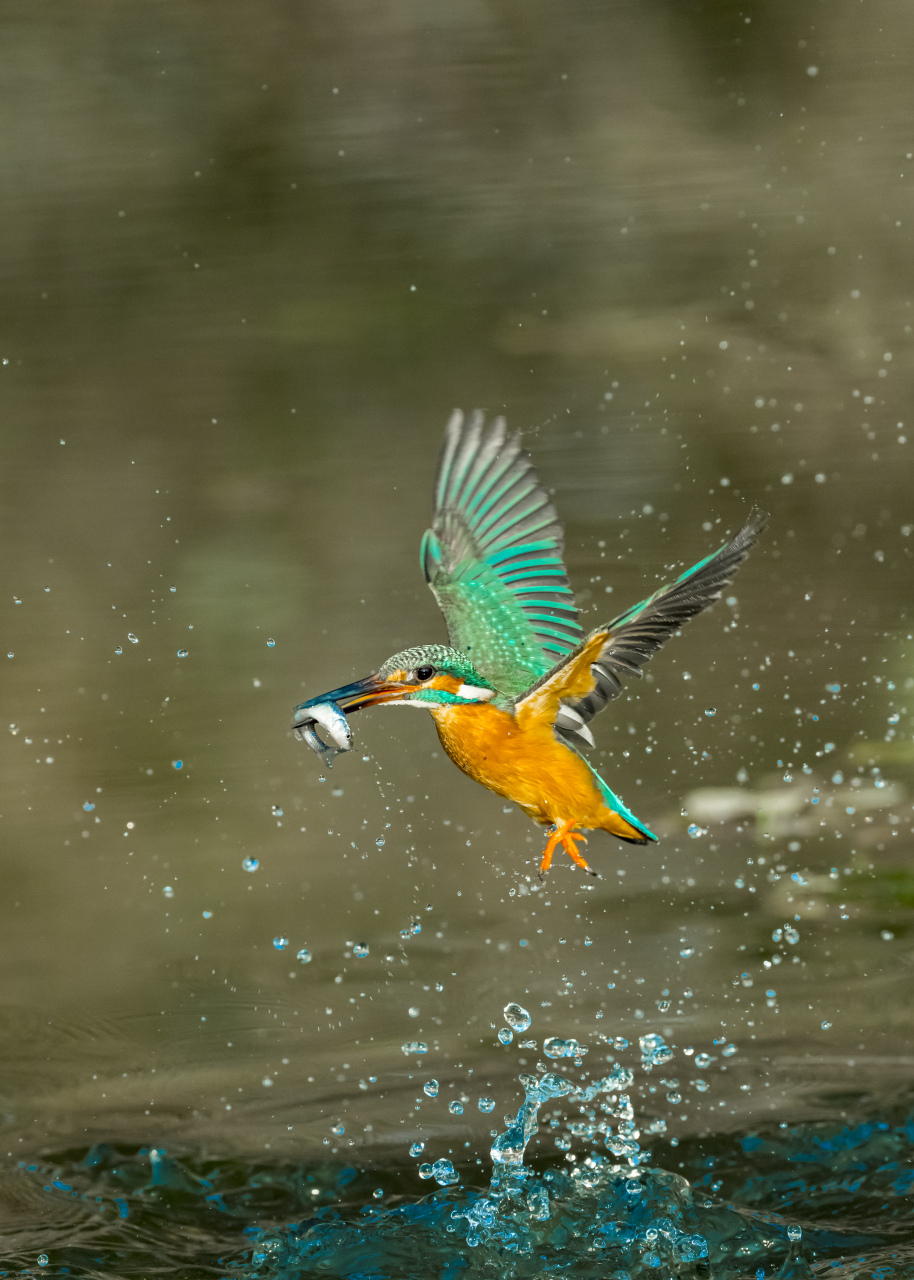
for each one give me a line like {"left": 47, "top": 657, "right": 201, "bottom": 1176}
{"left": 543, "top": 1037, "right": 588, "bottom": 1059}
{"left": 503, "top": 1002, "right": 532, "bottom": 1033}
{"left": 431, "top": 1159, "right": 459, "bottom": 1187}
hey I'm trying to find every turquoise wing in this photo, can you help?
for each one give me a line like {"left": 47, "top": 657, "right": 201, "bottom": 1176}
{"left": 421, "top": 410, "right": 583, "bottom": 696}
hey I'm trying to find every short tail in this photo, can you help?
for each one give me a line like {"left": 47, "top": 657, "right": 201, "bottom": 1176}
{"left": 588, "top": 761, "right": 657, "bottom": 845}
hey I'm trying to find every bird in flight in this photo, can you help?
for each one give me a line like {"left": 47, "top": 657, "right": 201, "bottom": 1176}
{"left": 293, "top": 411, "right": 765, "bottom": 878}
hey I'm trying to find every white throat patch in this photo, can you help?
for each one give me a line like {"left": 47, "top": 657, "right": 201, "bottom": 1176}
{"left": 457, "top": 684, "right": 496, "bottom": 702}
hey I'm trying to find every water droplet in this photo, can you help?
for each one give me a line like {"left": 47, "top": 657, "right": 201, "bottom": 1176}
{"left": 408, "top": 1006, "right": 419, "bottom": 1018}
{"left": 37, "top": 1256, "right": 48, "bottom": 1267}
{"left": 821, "top": 1020, "right": 832, "bottom": 1031}
{"left": 543, "top": 1036, "right": 588, "bottom": 1059}
{"left": 688, "top": 824, "right": 707, "bottom": 839}
{"left": 353, "top": 943, "right": 369, "bottom": 958}
{"left": 242, "top": 857, "right": 259, "bottom": 872}
{"left": 431, "top": 1158, "right": 459, "bottom": 1186}
{"left": 784, "top": 926, "right": 800, "bottom": 945}
{"left": 787, "top": 1225, "right": 802, "bottom": 1243}
{"left": 882, "top": 929, "right": 895, "bottom": 941}
{"left": 418, "top": 1162, "right": 433, "bottom": 1179}
{"left": 83, "top": 801, "right": 95, "bottom": 812}
{"left": 296, "top": 947, "right": 312, "bottom": 964}
{"left": 448, "top": 1101, "right": 463, "bottom": 1115}
{"left": 721, "top": 1043, "right": 738, "bottom": 1057}
{"left": 114, "top": 645, "right": 123, "bottom": 655}
{"left": 330, "top": 1120, "right": 345, "bottom": 1135}
{"left": 680, "top": 946, "right": 694, "bottom": 958}
{"left": 262, "top": 1076, "right": 273, "bottom": 1088}
{"left": 694, "top": 1078, "right": 710, "bottom": 1093}
{"left": 503, "top": 1002, "right": 532, "bottom": 1032}
{"left": 267, "top": 638, "right": 276, "bottom": 647}
{"left": 694, "top": 1052, "right": 713, "bottom": 1069}
{"left": 202, "top": 910, "right": 213, "bottom": 919}
{"left": 639, "top": 1032, "right": 673, "bottom": 1068}
{"left": 177, "top": 649, "right": 188, "bottom": 658}
{"left": 273, "top": 936, "right": 290, "bottom": 951}
{"left": 169, "top": 585, "right": 177, "bottom": 592}
{"left": 172, "top": 760, "right": 183, "bottom": 770}
{"left": 128, "top": 633, "right": 138, "bottom": 644}
{"left": 423, "top": 1079, "right": 438, "bottom": 1097}
{"left": 704, "top": 707, "right": 716, "bottom": 717}
{"left": 400, "top": 1040, "right": 428, "bottom": 1055}
{"left": 497, "top": 1027, "right": 513, "bottom": 1046}
{"left": 478, "top": 1097, "right": 495, "bottom": 1113}
{"left": 409, "top": 1142, "right": 424, "bottom": 1156}
{"left": 375, "top": 837, "right": 386, "bottom": 847}
{"left": 162, "top": 885, "right": 174, "bottom": 898}
{"left": 271, "top": 805, "right": 283, "bottom": 817}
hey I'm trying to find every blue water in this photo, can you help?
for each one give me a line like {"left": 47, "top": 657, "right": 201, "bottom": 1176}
{"left": 7, "top": 1099, "right": 914, "bottom": 1278}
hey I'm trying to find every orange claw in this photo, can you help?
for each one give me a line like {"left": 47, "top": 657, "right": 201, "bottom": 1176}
{"left": 562, "top": 828, "right": 596, "bottom": 876}
{"left": 538, "top": 820, "right": 596, "bottom": 879}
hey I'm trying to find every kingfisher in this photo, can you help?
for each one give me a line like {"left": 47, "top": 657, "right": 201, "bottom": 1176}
{"left": 293, "top": 411, "right": 765, "bottom": 878}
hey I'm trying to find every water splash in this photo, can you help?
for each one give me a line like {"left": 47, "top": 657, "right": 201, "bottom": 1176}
{"left": 16, "top": 1105, "right": 914, "bottom": 1277}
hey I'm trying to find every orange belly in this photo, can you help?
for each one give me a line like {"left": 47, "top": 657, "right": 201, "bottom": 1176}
{"left": 431, "top": 702, "right": 623, "bottom": 832}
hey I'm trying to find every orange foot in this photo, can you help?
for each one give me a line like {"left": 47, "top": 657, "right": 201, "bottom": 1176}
{"left": 538, "top": 819, "right": 597, "bottom": 880}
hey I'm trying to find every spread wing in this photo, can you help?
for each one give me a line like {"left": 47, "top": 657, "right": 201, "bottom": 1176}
{"left": 516, "top": 511, "right": 767, "bottom": 743}
{"left": 420, "top": 410, "right": 584, "bottom": 696}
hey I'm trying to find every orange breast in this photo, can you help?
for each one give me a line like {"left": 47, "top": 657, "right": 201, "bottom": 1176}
{"left": 430, "top": 703, "right": 607, "bottom": 828}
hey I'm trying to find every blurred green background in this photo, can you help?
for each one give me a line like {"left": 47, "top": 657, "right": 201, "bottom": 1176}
{"left": 0, "top": 0, "right": 912, "bottom": 1175}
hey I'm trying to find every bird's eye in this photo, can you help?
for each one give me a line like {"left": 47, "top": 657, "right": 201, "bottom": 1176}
{"left": 415, "top": 665, "right": 435, "bottom": 682}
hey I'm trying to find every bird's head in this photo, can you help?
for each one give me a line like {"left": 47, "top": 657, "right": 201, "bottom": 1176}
{"left": 292, "top": 645, "right": 496, "bottom": 733}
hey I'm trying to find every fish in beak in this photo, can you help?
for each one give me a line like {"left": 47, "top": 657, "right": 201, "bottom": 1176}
{"left": 291, "top": 675, "right": 408, "bottom": 766}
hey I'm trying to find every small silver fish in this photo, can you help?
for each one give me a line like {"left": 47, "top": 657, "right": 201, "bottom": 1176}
{"left": 292, "top": 699, "right": 352, "bottom": 767}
